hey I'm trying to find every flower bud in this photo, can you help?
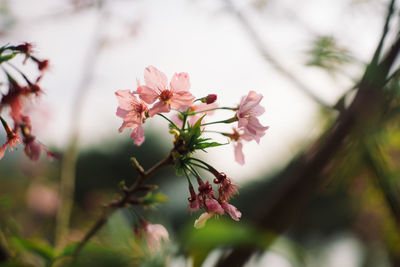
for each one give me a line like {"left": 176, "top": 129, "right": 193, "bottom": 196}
{"left": 15, "top": 42, "right": 33, "bottom": 54}
{"left": 201, "top": 94, "right": 217, "bottom": 104}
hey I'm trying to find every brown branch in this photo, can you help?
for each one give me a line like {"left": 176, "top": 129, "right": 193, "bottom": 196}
{"left": 73, "top": 152, "right": 173, "bottom": 257}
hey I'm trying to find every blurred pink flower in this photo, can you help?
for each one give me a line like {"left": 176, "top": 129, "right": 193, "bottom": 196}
{"left": 237, "top": 91, "right": 269, "bottom": 143}
{"left": 26, "top": 184, "right": 60, "bottom": 216}
{"left": 136, "top": 66, "right": 195, "bottom": 117}
{"left": 142, "top": 222, "right": 169, "bottom": 252}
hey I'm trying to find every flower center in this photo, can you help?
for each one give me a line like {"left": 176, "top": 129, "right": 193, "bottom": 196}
{"left": 159, "top": 90, "right": 173, "bottom": 102}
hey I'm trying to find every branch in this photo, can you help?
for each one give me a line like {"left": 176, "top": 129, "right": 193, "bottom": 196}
{"left": 216, "top": 12, "right": 400, "bottom": 267}
{"left": 73, "top": 153, "right": 172, "bottom": 257}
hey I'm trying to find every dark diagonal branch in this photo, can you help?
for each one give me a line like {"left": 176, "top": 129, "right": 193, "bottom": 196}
{"left": 217, "top": 2, "right": 400, "bottom": 266}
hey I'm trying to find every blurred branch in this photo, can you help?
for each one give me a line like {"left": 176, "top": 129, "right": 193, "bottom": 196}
{"left": 73, "top": 153, "right": 173, "bottom": 257}
{"left": 223, "top": 0, "right": 331, "bottom": 108}
{"left": 217, "top": 3, "right": 400, "bottom": 266}
{"left": 371, "top": 0, "right": 396, "bottom": 66}
{"left": 362, "top": 137, "right": 400, "bottom": 226}
{"left": 54, "top": 1, "right": 107, "bottom": 248}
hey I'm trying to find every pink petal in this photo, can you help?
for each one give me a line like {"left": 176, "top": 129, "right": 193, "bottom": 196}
{"left": 118, "top": 120, "right": 138, "bottom": 132}
{"left": 194, "top": 212, "right": 214, "bottom": 229}
{"left": 170, "top": 72, "right": 190, "bottom": 92}
{"left": 149, "top": 101, "right": 170, "bottom": 117}
{"left": 238, "top": 91, "right": 263, "bottom": 115}
{"left": 194, "top": 102, "right": 218, "bottom": 115}
{"left": 130, "top": 125, "right": 145, "bottom": 146}
{"left": 144, "top": 223, "right": 169, "bottom": 252}
{"left": 115, "top": 90, "right": 138, "bottom": 110}
{"left": 0, "top": 144, "right": 7, "bottom": 160}
{"left": 24, "top": 140, "right": 41, "bottom": 161}
{"left": 221, "top": 202, "right": 242, "bottom": 221}
{"left": 238, "top": 117, "right": 249, "bottom": 129}
{"left": 170, "top": 91, "right": 195, "bottom": 110}
{"left": 205, "top": 199, "right": 225, "bottom": 215}
{"left": 170, "top": 113, "right": 183, "bottom": 128}
{"left": 144, "top": 66, "right": 168, "bottom": 92}
{"left": 137, "top": 85, "right": 159, "bottom": 104}
{"left": 234, "top": 141, "right": 245, "bottom": 165}
{"left": 116, "top": 107, "right": 128, "bottom": 119}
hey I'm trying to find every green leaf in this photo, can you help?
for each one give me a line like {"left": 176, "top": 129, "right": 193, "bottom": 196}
{"left": 0, "top": 53, "right": 16, "bottom": 63}
{"left": 181, "top": 220, "right": 275, "bottom": 267}
{"left": 141, "top": 192, "right": 169, "bottom": 205}
{"left": 12, "top": 237, "right": 55, "bottom": 262}
{"left": 195, "top": 141, "right": 227, "bottom": 150}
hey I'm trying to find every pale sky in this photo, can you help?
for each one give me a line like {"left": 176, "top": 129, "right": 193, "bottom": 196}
{"left": 3, "top": 0, "right": 387, "bottom": 182}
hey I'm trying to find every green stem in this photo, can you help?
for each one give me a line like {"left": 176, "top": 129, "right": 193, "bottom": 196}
{"left": 188, "top": 157, "right": 214, "bottom": 171}
{"left": 201, "top": 116, "right": 238, "bottom": 126}
{"left": 190, "top": 162, "right": 212, "bottom": 172}
{"left": 186, "top": 164, "right": 202, "bottom": 179}
{"left": 181, "top": 113, "right": 188, "bottom": 131}
{"left": 193, "top": 107, "right": 237, "bottom": 115}
{"left": 157, "top": 113, "right": 180, "bottom": 130}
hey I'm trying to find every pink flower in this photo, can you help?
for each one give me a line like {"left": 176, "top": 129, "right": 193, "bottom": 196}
{"left": 213, "top": 172, "right": 239, "bottom": 201}
{"left": 26, "top": 183, "right": 60, "bottom": 216}
{"left": 115, "top": 90, "right": 148, "bottom": 124}
{"left": 115, "top": 90, "right": 148, "bottom": 146}
{"left": 118, "top": 121, "right": 145, "bottom": 146}
{"left": 20, "top": 116, "right": 59, "bottom": 161}
{"left": 136, "top": 66, "right": 195, "bottom": 117}
{"left": 227, "top": 127, "right": 253, "bottom": 165}
{"left": 237, "top": 91, "right": 269, "bottom": 143}
{"left": 205, "top": 198, "right": 224, "bottom": 215}
{"left": 188, "top": 184, "right": 200, "bottom": 211}
{"left": 220, "top": 202, "right": 242, "bottom": 221}
{"left": 142, "top": 222, "right": 169, "bottom": 252}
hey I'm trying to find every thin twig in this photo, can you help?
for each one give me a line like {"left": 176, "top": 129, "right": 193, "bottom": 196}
{"left": 73, "top": 153, "right": 173, "bottom": 257}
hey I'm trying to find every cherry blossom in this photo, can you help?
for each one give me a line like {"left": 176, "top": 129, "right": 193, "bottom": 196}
{"left": 136, "top": 66, "right": 195, "bottom": 117}
{"left": 237, "top": 91, "right": 269, "bottom": 143}
{"left": 115, "top": 90, "right": 148, "bottom": 146}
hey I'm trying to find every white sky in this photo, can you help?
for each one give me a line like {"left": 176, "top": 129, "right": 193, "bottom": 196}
{"left": 3, "top": 0, "right": 389, "bottom": 182}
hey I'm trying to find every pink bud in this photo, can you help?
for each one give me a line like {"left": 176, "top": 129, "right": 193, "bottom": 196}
{"left": 38, "top": 60, "right": 49, "bottom": 71}
{"left": 206, "top": 94, "right": 217, "bottom": 104}
{"left": 15, "top": 42, "right": 33, "bottom": 54}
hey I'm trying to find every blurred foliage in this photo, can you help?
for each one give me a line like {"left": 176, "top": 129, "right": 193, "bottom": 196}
{"left": 306, "top": 35, "right": 353, "bottom": 74}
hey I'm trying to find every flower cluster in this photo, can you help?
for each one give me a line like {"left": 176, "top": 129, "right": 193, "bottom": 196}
{"left": 188, "top": 170, "right": 241, "bottom": 228}
{"left": 115, "top": 66, "right": 195, "bottom": 145}
{"left": 115, "top": 66, "right": 268, "bottom": 230}
{"left": 0, "top": 43, "right": 57, "bottom": 160}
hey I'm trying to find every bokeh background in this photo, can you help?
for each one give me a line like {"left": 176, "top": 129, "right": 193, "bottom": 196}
{"left": 1, "top": 0, "right": 400, "bottom": 266}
